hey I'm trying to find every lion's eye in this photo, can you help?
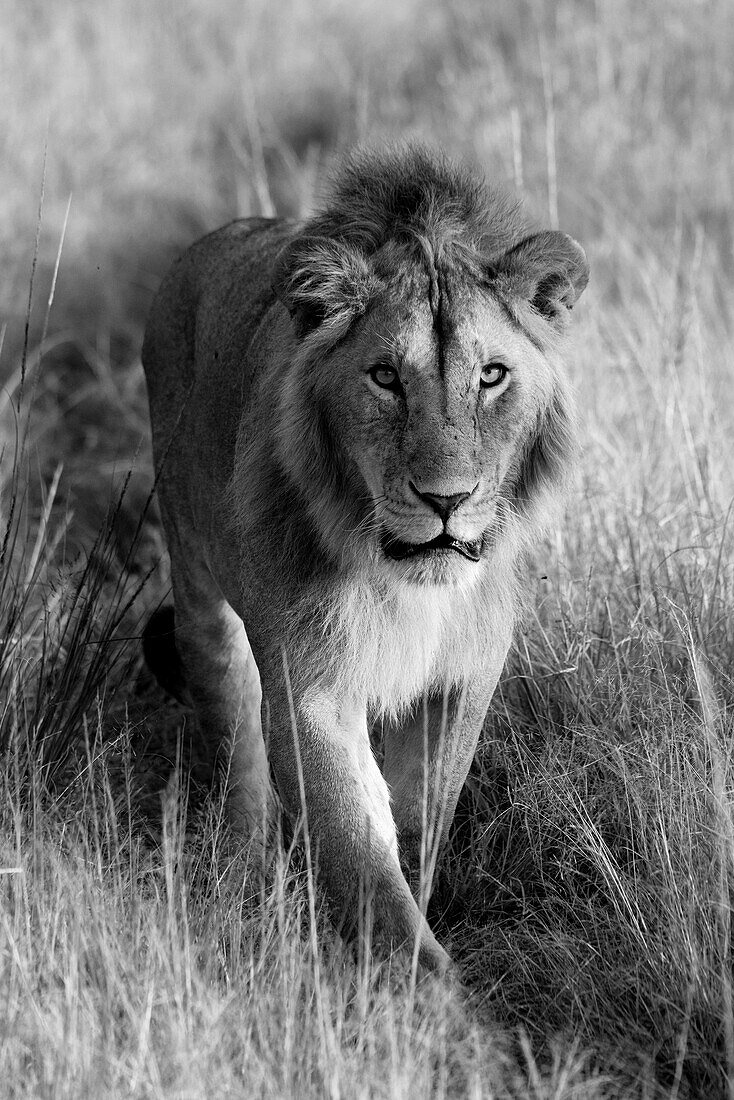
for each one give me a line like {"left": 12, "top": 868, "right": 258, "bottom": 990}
{"left": 480, "top": 363, "right": 508, "bottom": 388}
{"left": 369, "top": 364, "right": 401, "bottom": 391}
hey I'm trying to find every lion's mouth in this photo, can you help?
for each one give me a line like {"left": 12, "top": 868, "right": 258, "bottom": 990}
{"left": 381, "top": 531, "right": 482, "bottom": 563}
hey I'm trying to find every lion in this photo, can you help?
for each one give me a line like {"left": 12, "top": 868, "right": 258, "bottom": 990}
{"left": 141, "top": 145, "right": 588, "bottom": 974}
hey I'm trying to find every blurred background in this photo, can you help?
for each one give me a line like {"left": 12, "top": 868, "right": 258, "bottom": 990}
{"left": 4, "top": 0, "right": 732, "bottom": 355}
{"left": 2, "top": 0, "right": 734, "bottom": 759}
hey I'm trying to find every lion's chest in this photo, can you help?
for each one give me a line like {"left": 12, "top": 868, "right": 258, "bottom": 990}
{"left": 329, "top": 579, "right": 464, "bottom": 719}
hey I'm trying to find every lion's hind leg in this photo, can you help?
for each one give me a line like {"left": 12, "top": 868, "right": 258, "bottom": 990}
{"left": 167, "top": 569, "right": 276, "bottom": 845}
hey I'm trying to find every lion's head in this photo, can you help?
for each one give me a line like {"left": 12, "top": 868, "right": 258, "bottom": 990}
{"left": 272, "top": 147, "right": 588, "bottom": 587}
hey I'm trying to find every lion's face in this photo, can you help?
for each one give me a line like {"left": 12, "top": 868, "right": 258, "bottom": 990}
{"left": 303, "top": 268, "right": 564, "bottom": 586}
{"left": 275, "top": 220, "right": 586, "bottom": 588}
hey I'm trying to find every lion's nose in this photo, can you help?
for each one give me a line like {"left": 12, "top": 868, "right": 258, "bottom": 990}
{"left": 409, "top": 482, "right": 475, "bottom": 524}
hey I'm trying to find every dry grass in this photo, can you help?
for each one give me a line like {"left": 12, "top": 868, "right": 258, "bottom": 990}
{"left": 2, "top": 0, "right": 734, "bottom": 1095}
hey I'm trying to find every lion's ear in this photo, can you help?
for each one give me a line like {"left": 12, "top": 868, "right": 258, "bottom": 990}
{"left": 493, "top": 231, "right": 589, "bottom": 323}
{"left": 273, "top": 235, "right": 381, "bottom": 339}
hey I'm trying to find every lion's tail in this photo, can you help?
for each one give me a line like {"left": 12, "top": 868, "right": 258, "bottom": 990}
{"left": 142, "top": 606, "right": 187, "bottom": 704}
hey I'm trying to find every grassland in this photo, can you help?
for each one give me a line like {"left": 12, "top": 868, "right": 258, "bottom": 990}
{"left": 2, "top": 0, "right": 734, "bottom": 1095}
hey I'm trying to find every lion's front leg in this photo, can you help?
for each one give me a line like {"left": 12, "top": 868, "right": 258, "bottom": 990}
{"left": 382, "top": 670, "right": 503, "bottom": 906}
{"left": 261, "top": 673, "right": 451, "bottom": 974}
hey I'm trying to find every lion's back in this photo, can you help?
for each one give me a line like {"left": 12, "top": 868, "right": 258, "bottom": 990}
{"left": 141, "top": 216, "right": 295, "bottom": 576}
{"left": 142, "top": 217, "right": 292, "bottom": 431}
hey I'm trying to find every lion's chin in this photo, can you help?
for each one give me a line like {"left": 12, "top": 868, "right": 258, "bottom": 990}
{"left": 380, "top": 531, "right": 483, "bottom": 565}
